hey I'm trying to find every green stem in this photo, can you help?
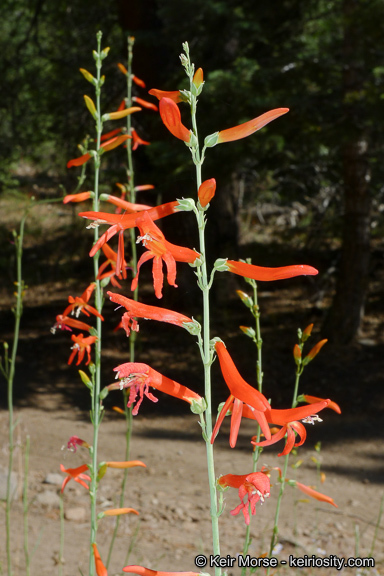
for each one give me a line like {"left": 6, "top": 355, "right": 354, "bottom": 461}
{"left": 89, "top": 30, "right": 104, "bottom": 576}
{"left": 23, "top": 435, "right": 30, "bottom": 576}
{"left": 241, "top": 280, "right": 263, "bottom": 572}
{"left": 5, "top": 202, "right": 30, "bottom": 576}
{"left": 59, "top": 493, "right": 65, "bottom": 576}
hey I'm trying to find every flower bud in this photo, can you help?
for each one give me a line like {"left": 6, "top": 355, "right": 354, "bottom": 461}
{"left": 198, "top": 178, "right": 216, "bottom": 208}
{"left": 303, "top": 339, "right": 327, "bottom": 365}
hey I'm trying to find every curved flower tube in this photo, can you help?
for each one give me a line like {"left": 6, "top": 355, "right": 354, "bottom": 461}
{"left": 97, "top": 243, "right": 128, "bottom": 287}
{"left": 132, "top": 96, "right": 158, "bottom": 111}
{"left": 51, "top": 314, "right": 92, "bottom": 334}
{"left": 131, "top": 128, "right": 150, "bottom": 150}
{"left": 226, "top": 260, "right": 318, "bottom": 281}
{"left": 148, "top": 88, "right": 183, "bottom": 103}
{"left": 211, "top": 341, "right": 271, "bottom": 447}
{"left": 108, "top": 291, "right": 194, "bottom": 335}
{"left": 301, "top": 394, "right": 341, "bottom": 414}
{"left": 295, "top": 481, "right": 338, "bottom": 507}
{"left": 63, "top": 191, "right": 93, "bottom": 204}
{"left": 109, "top": 362, "right": 202, "bottom": 415}
{"left": 217, "top": 108, "right": 289, "bottom": 143}
{"left": 218, "top": 471, "right": 271, "bottom": 525}
{"left": 159, "top": 97, "right": 191, "bottom": 142}
{"left": 62, "top": 283, "right": 104, "bottom": 320}
{"left": 92, "top": 543, "right": 107, "bottom": 576}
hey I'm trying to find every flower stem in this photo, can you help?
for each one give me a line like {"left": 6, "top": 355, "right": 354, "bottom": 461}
{"left": 89, "top": 30, "right": 104, "bottom": 576}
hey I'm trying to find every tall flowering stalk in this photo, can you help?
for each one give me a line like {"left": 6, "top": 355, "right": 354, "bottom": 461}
{"left": 79, "top": 41, "right": 340, "bottom": 575}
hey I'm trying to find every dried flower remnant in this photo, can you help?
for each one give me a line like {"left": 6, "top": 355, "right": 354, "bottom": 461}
{"left": 67, "top": 436, "right": 90, "bottom": 452}
{"left": 218, "top": 471, "right": 271, "bottom": 525}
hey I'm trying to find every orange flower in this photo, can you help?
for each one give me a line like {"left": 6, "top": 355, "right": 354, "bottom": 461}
{"left": 100, "top": 127, "right": 123, "bottom": 142}
{"left": 218, "top": 471, "right": 270, "bottom": 525}
{"left": 62, "top": 283, "right": 104, "bottom": 320}
{"left": 63, "top": 191, "right": 93, "bottom": 204}
{"left": 123, "top": 567, "right": 199, "bottom": 576}
{"left": 198, "top": 178, "right": 216, "bottom": 207}
{"left": 97, "top": 243, "right": 128, "bottom": 288}
{"left": 105, "top": 460, "right": 146, "bottom": 469}
{"left": 250, "top": 400, "right": 330, "bottom": 456}
{"left": 67, "top": 135, "right": 131, "bottom": 169}
{"left": 102, "top": 507, "right": 139, "bottom": 516}
{"left": 51, "top": 314, "right": 92, "bottom": 334}
{"left": 92, "top": 543, "right": 108, "bottom": 576}
{"left": 302, "top": 394, "right": 341, "bottom": 414}
{"left": 295, "top": 481, "right": 338, "bottom": 507}
{"left": 79, "top": 201, "right": 180, "bottom": 263}
{"left": 148, "top": 89, "right": 183, "bottom": 103}
{"left": 226, "top": 260, "right": 318, "bottom": 281}
{"left": 109, "top": 362, "right": 202, "bottom": 414}
{"left": 132, "top": 75, "right": 146, "bottom": 88}
{"left": 211, "top": 341, "right": 271, "bottom": 447}
{"left": 117, "top": 62, "right": 128, "bottom": 75}
{"left": 60, "top": 463, "right": 90, "bottom": 493}
{"left": 131, "top": 128, "right": 150, "bottom": 150}
{"left": 192, "top": 67, "right": 204, "bottom": 88}
{"left": 132, "top": 211, "right": 200, "bottom": 298}
{"left": 68, "top": 333, "right": 98, "bottom": 365}
{"left": 217, "top": 108, "right": 289, "bottom": 143}
{"left": 108, "top": 291, "right": 194, "bottom": 336}
{"left": 104, "top": 194, "right": 152, "bottom": 213}
{"left": 159, "top": 98, "right": 191, "bottom": 142}
{"left": 132, "top": 96, "right": 158, "bottom": 111}
{"left": 67, "top": 153, "right": 91, "bottom": 168}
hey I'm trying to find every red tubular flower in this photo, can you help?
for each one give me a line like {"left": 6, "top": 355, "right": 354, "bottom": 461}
{"left": 104, "top": 194, "right": 152, "bottom": 213}
{"left": 132, "top": 211, "right": 200, "bottom": 299}
{"left": 110, "top": 363, "right": 202, "bottom": 415}
{"left": 132, "top": 96, "right": 158, "bottom": 111}
{"left": 218, "top": 471, "right": 271, "bottom": 525}
{"left": 67, "top": 153, "right": 91, "bottom": 168}
{"left": 67, "top": 436, "right": 90, "bottom": 452}
{"left": 108, "top": 291, "right": 194, "bottom": 335}
{"left": 79, "top": 200, "right": 180, "bottom": 259}
{"left": 159, "top": 98, "right": 191, "bottom": 142}
{"left": 135, "top": 184, "right": 155, "bottom": 192}
{"left": 68, "top": 333, "right": 97, "bottom": 366}
{"left": 302, "top": 394, "right": 341, "bottom": 414}
{"left": 62, "top": 283, "right": 104, "bottom": 320}
{"left": 60, "top": 463, "right": 90, "bottom": 493}
{"left": 211, "top": 341, "right": 271, "bottom": 447}
{"left": 132, "top": 75, "right": 146, "bottom": 88}
{"left": 295, "top": 481, "right": 338, "bottom": 507}
{"left": 97, "top": 243, "right": 127, "bottom": 287}
{"left": 92, "top": 543, "right": 108, "bottom": 576}
{"left": 123, "top": 567, "right": 200, "bottom": 576}
{"left": 226, "top": 260, "right": 318, "bottom": 281}
{"left": 131, "top": 128, "right": 150, "bottom": 150}
{"left": 63, "top": 191, "right": 92, "bottom": 204}
{"left": 101, "top": 134, "right": 131, "bottom": 152}
{"left": 249, "top": 399, "right": 330, "bottom": 456}
{"left": 148, "top": 89, "right": 183, "bottom": 103}
{"left": 51, "top": 314, "right": 92, "bottom": 334}
{"left": 117, "top": 62, "right": 128, "bottom": 75}
{"left": 100, "top": 128, "right": 123, "bottom": 142}
{"left": 198, "top": 178, "right": 216, "bottom": 207}
{"left": 217, "top": 108, "right": 289, "bottom": 143}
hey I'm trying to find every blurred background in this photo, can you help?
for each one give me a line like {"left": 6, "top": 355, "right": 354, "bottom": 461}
{"left": 0, "top": 0, "right": 383, "bottom": 421}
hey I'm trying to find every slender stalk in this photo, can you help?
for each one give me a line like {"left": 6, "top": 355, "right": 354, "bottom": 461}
{"left": 23, "top": 435, "right": 31, "bottom": 576}
{"left": 183, "top": 49, "right": 221, "bottom": 573}
{"left": 59, "top": 493, "right": 65, "bottom": 576}
{"left": 241, "top": 279, "right": 263, "bottom": 570}
{"left": 4, "top": 201, "right": 30, "bottom": 576}
{"left": 89, "top": 30, "right": 105, "bottom": 576}
{"left": 106, "top": 35, "right": 137, "bottom": 568}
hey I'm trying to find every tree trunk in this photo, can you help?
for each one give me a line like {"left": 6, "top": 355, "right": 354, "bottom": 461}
{"left": 323, "top": 0, "right": 371, "bottom": 344}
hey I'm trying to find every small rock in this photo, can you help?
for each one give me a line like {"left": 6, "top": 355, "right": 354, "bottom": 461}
{"left": 65, "top": 506, "right": 86, "bottom": 522}
{"left": 44, "top": 473, "right": 63, "bottom": 486}
{"left": 36, "top": 490, "right": 61, "bottom": 508}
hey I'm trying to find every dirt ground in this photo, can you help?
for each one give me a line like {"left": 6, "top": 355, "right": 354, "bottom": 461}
{"left": 1, "top": 192, "right": 384, "bottom": 575}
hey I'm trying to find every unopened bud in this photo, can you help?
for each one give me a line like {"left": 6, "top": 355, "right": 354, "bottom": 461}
{"left": 236, "top": 290, "right": 253, "bottom": 309}
{"left": 302, "top": 323, "right": 314, "bottom": 342}
{"left": 240, "top": 326, "right": 256, "bottom": 339}
{"left": 293, "top": 344, "right": 302, "bottom": 365}
{"left": 198, "top": 178, "right": 216, "bottom": 208}
{"left": 303, "top": 339, "right": 327, "bottom": 365}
